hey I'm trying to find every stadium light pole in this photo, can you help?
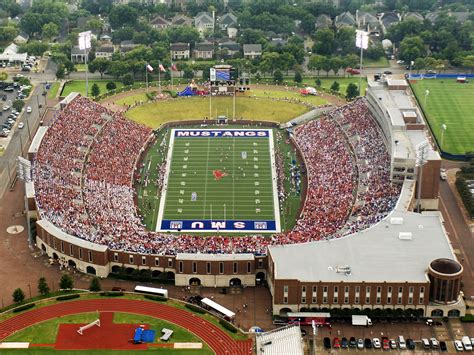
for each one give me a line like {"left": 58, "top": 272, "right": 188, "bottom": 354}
{"left": 424, "top": 89, "right": 430, "bottom": 107}
{"left": 440, "top": 123, "right": 447, "bottom": 150}
{"left": 415, "top": 141, "right": 429, "bottom": 213}
{"left": 355, "top": 30, "right": 368, "bottom": 96}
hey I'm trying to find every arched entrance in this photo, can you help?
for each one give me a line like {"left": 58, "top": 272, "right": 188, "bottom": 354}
{"left": 41, "top": 244, "right": 46, "bottom": 252}
{"left": 279, "top": 308, "right": 292, "bottom": 317}
{"left": 86, "top": 266, "right": 96, "bottom": 275}
{"left": 111, "top": 265, "right": 121, "bottom": 273}
{"left": 448, "top": 309, "right": 460, "bottom": 317}
{"left": 166, "top": 271, "right": 175, "bottom": 281}
{"left": 68, "top": 260, "right": 77, "bottom": 268}
{"left": 229, "top": 278, "right": 241, "bottom": 287}
{"left": 256, "top": 272, "right": 265, "bottom": 285}
{"left": 126, "top": 267, "right": 135, "bottom": 275}
{"left": 189, "top": 278, "right": 201, "bottom": 286}
{"left": 151, "top": 270, "right": 162, "bottom": 278}
{"left": 52, "top": 253, "right": 59, "bottom": 260}
{"left": 431, "top": 309, "right": 444, "bottom": 317}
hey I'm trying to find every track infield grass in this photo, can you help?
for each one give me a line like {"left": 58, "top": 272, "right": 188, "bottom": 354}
{"left": 410, "top": 79, "right": 474, "bottom": 155}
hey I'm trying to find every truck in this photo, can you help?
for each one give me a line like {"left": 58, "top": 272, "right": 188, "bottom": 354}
{"left": 352, "top": 315, "right": 372, "bottom": 326}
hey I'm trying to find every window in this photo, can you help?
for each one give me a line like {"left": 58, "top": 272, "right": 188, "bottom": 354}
{"left": 408, "top": 297, "right": 413, "bottom": 304}
{"left": 344, "top": 296, "right": 349, "bottom": 304}
{"left": 257, "top": 258, "right": 263, "bottom": 268}
{"left": 397, "top": 296, "right": 402, "bottom": 304}
{"left": 53, "top": 238, "right": 56, "bottom": 249}
{"left": 88, "top": 251, "right": 93, "bottom": 262}
{"left": 388, "top": 286, "right": 392, "bottom": 293}
{"left": 219, "top": 262, "right": 224, "bottom": 274}
{"left": 323, "top": 286, "right": 328, "bottom": 293}
{"left": 345, "top": 286, "right": 349, "bottom": 293}
{"left": 60, "top": 241, "right": 64, "bottom": 252}
{"left": 70, "top": 245, "right": 74, "bottom": 256}
{"left": 376, "top": 297, "right": 381, "bottom": 304}
{"left": 409, "top": 286, "right": 414, "bottom": 293}
{"left": 114, "top": 253, "right": 118, "bottom": 262}
{"left": 334, "top": 286, "right": 338, "bottom": 293}
{"left": 129, "top": 255, "right": 133, "bottom": 264}
{"left": 192, "top": 262, "right": 197, "bottom": 273}
{"left": 168, "top": 258, "right": 173, "bottom": 267}
{"left": 207, "top": 262, "right": 211, "bottom": 274}
{"left": 302, "top": 286, "right": 306, "bottom": 303}
{"left": 155, "top": 258, "right": 159, "bottom": 266}
{"left": 283, "top": 297, "right": 288, "bottom": 304}
{"left": 419, "top": 286, "right": 425, "bottom": 304}
{"left": 323, "top": 296, "right": 327, "bottom": 304}
{"left": 377, "top": 286, "right": 381, "bottom": 293}
{"left": 79, "top": 248, "right": 83, "bottom": 260}
{"left": 355, "top": 286, "right": 360, "bottom": 293}
{"left": 233, "top": 262, "right": 237, "bottom": 274}
{"left": 179, "top": 261, "right": 183, "bottom": 273}
{"left": 387, "top": 297, "right": 391, "bottom": 304}
{"left": 284, "top": 285, "right": 289, "bottom": 293}
{"left": 312, "top": 286, "right": 317, "bottom": 303}
{"left": 142, "top": 256, "right": 146, "bottom": 265}
{"left": 365, "top": 286, "right": 371, "bottom": 304}
{"left": 355, "top": 297, "right": 359, "bottom": 304}
{"left": 247, "top": 262, "right": 251, "bottom": 273}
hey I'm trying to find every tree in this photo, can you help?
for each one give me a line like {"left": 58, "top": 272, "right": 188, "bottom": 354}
{"left": 312, "top": 28, "right": 336, "bottom": 56}
{"left": 183, "top": 67, "right": 194, "bottom": 79}
{"left": 329, "top": 56, "right": 344, "bottom": 76}
{"left": 109, "top": 5, "right": 138, "bottom": 29}
{"left": 106, "top": 81, "right": 117, "bottom": 91}
{"left": 399, "top": 36, "right": 425, "bottom": 63}
{"left": 273, "top": 70, "right": 283, "bottom": 83}
{"left": 88, "top": 58, "right": 110, "bottom": 79}
{"left": 38, "top": 277, "right": 50, "bottom": 296}
{"left": 42, "top": 22, "right": 59, "bottom": 40}
{"left": 0, "top": 72, "right": 7, "bottom": 81}
{"left": 59, "top": 274, "right": 74, "bottom": 290}
{"left": 315, "top": 78, "right": 321, "bottom": 87}
{"left": 308, "top": 54, "right": 325, "bottom": 76}
{"left": 294, "top": 71, "right": 303, "bottom": 83}
{"left": 89, "top": 277, "right": 101, "bottom": 292}
{"left": 12, "top": 288, "right": 25, "bottom": 303}
{"left": 321, "top": 56, "right": 332, "bottom": 77}
{"left": 91, "top": 83, "right": 100, "bottom": 97}
{"left": 330, "top": 81, "right": 340, "bottom": 93}
{"left": 346, "top": 83, "right": 359, "bottom": 100}
{"left": 56, "top": 65, "right": 65, "bottom": 80}
{"left": 122, "top": 73, "right": 134, "bottom": 86}
{"left": 462, "top": 55, "right": 474, "bottom": 73}
{"left": 12, "top": 99, "right": 25, "bottom": 112}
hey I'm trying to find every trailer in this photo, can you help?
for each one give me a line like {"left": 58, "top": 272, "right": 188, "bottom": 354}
{"left": 352, "top": 315, "right": 372, "bottom": 326}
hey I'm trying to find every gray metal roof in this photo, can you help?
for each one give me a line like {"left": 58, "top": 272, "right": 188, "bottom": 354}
{"left": 269, "top": 210, "right": 456, "bottom": 283}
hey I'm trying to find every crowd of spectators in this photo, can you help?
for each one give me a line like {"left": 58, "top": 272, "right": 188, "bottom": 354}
{"left": 33, "top": 95, "right": 401, "bottom": 256}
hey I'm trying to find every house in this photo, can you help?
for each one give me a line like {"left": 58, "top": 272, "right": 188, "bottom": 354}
{"left": 120, "top": 40, "right": 138, "bottom": 53}
{"left": 0, "top": 43, "right": 27, "bottom": 65}
{"left": 335, "top": 11, "right": 356, "bottom": 28}
{"left": 218, "top": 41, "right": 241, "bottom": 58}
{"left": 194, "top": 12, "right": 214, "bottom": 34}
{"left": 270, "top": 38, "right": 287, "bottom": 47}
{"left": 100, "top": 34, "right": 112, "bottom": 43}
{"left": 95, "top": 45, "right": 114, "bottom": 60}
{"left": 243, "top": 44, "right": 262, "bottom": 59}
{"left": 380, "top": 12, "right": 400, "bottom": 31}
{"left": 194, "top": 42, "right": 214, "bottom": 59}
{"left": 171, "top": 14, "right": 193, "bottom": 27}
{"left": 170, "top": 42, "right": 190, "bottom": 60}
{"left": 150, "top": 15, "right": 171, "bottom": 30}
{"left": 70, "top": 46, "right": 87, "bottom": 64}
{"left": 315, "top": 14, "right": 332, "bottom": 29}
{"left": 218, "top": 12, "right": 237, "bottom": 31}
{"left": 13, "top": 34, "right": 29, "bottom": 44}
{"left": 356, "top": 11, "right": 380, "bottom": 33}
{"left": 227, "top": 27, "right": 238, "bottom": 39}
{"left": 404, "top": 12, "right": 424, "bottom": 22}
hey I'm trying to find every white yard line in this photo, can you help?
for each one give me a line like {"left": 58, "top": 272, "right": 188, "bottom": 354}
{"left": 268, "top": 129, "right": 282, "bottom": 232}
{"left": 201, "top": 137, "right": 212, "bottom": 219}
{"left": 155, "top": 129, "right": 176, "bottom": 232}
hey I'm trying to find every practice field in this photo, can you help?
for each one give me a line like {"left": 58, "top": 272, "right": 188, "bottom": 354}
{"left": 156, "top": 129, "right": 280, "bottom": 233}
{"left": 410, "top": 79, "right": 474, "bottom": 155}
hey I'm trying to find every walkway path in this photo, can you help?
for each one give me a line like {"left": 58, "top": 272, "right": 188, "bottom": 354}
{"left": 0, "top": 299, "right": 252, "bottom": 354}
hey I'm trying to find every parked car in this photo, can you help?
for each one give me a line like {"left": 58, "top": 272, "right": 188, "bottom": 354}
{"left": 26, "top": 106, "right": 32, "bottom": 113}
{"left": 384, "top": 70, "right": 393, "bottom": 75}
{"left": 365, "top": 338, "right": 372, "bottom": 348}
{"left": 341, "top": 337, "right": 348, "bottom": 348}
{"left": 422, "top": 338, "right": 431, "bottom": 349}
{"left": 431, "top": 338, "right": 439, "bottom": 348}
{"left": 323, "top": 337, "right": 331, "bottom": 349}
{"left": 440, "top": 341, "right": 447, "bottom": 352}
{"left": 357, "top": 338, "right": 364, "bottom": 349}
{"left": 18, "top": 122, "right": 24, "bottom": 129}
{"left": 346, "top": 67, "right": 360, "bottom": 75}
{"left": 349, "top": 337, "right": 357, "bottom": 348}
{"left": 333, "top": 337, "right": 341, "bottom": 348}
{"left": 407, "top": 338, "right": 416, "bottom": 350}
{"left": 462, "top": 336, "right": 472, "bottom": 351}
{"left": 382, "top": 337, "right": 390, "bottom": 350}
{"left": 389, "top": 339, "right": 397, "bottom": 349}
{"left": 373, "top": 338, "right": 381, "bottom": 349}
{"left": 454, "top": 340, "right": 464, "bottom": 351}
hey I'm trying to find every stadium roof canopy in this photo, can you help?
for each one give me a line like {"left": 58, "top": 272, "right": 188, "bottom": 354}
{"left": 256, "top": 325, "right": 304, "bottom": 355}
{"left": 268, "top": 209, "right": 456, "bottom": 283}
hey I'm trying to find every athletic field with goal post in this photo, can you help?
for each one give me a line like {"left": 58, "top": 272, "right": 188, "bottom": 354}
{"left": 410, "top": 78, "right": 474, "bottom": 156}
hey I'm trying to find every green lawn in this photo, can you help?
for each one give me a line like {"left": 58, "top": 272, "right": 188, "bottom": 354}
{"left": 47, "top": 82, "right": 60, "bottom": 99}
{"left": 410, "top": 79, "right": 474, "bottom": 155}
{"left": 126, "top": 96, "right": 310, "bottom": 128}
{"left": 301, "top": 76, "right": 367, "bottom": 94}
{"left": 114, "top": 93, "right": 149, "bottom": 106}
{"left": 4, "top": 313, "right": 98, "bottom": 343}
{"left": 61, "top": 80, "right": 124, "bottom": 97}
{"left": 242, "top": 88, "right": 328, "bottom": 105}
{"left": 363, "top": 57, "right": 390, "bottom": 68}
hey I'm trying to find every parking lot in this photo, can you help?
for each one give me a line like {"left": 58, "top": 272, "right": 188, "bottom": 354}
{"left": 0, "top": 77, "right": 33, "bottom": 138}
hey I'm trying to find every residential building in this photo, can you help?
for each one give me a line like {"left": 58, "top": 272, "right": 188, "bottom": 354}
{"left": 335, "top": 11, "right": 356, "bottom": 28}
{"left": 243, "top": 44, "right": 262, "bottom": 59}
{"left": 170, "top": 42, "right": 190, "bottom": 60}
{"left": 227, "top": 27, "right": 238, "bottom": 39}
{"left": 217, "top": 12, "right": 237, "bottom": 31}
{"left": 95, "top": 45, "right": 115, "bottom": 60}
{"left": 193, "top": 42, "right": 214, "bottom": 59}
{"left": 172, "top": 14, "right": 193, "bottom": 27}
{"left": 218, "top": 41, "right": 241, "bottom": 58}
{"left": 315, "top": 14, "right": 333, "bottom": 29}
{"left": 70, "top": 46, "right": 87, "bottom": 64}
{"left": 0, "top": 43, "right": 27, "bottom": 65}
{"left": 120, "top": 40, "right": 138, "bottom": 53}
{"left": 150, "top": 15, "right": 171, "bottom": 30}
{"left": 194, "top": 12, "right": 214, "bottom": 34}
{"left": 356, "top": 11, "right": 380, "bottom": 33}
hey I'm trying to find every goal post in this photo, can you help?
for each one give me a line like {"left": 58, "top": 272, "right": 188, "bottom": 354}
{"left": 77, "top": 319, "right": 101, "bottom": 335}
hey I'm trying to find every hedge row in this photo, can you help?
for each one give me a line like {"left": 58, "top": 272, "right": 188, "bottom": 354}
{"left": 56, "top": 294, "right": 80, "bottom": 301}
{"left": 219, "top": 319, "right": 238, "bottom": 333}
{"left": 144, "top": 295, "right": 167, "bottom": 302}
{"left": 461, "top": 314, "right": 474, "bottom": 322}
{"left": 185, "top": 304, "right": 206, "bottom": 314}
{"left": 100, "top": 292, "right": 124, "bottom": 297}
{"left": 13, "top": 303, "right": 35, "bottom": 313}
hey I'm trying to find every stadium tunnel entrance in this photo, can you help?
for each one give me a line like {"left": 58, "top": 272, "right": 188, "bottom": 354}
{"left": 256, "top": 272, "right": 265, "bottom": 285}
{"left": 189, "top": 277, "right": 201, "bottom": 286}
{"left": 230, "top": 278, "right": 242, "bottom": 287}
{"left": 68, "top": 260, "right": 77, "bottom": 268}
{"left": 86, "top": 266, "right": 97, "bottom": 275}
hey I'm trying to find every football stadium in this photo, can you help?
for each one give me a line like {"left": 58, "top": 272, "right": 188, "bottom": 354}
{"left": 22, "top": 70, "right": 466, "bottom": 332}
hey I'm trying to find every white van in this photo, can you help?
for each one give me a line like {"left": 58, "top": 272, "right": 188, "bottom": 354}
{"left": 462, "top": 336, "right": 473, "bottom": 351}
{"left": 398, "top": 335, "right": 407, "bottom": 350}
{"left": 422, "top": 338, "right": 430, "bottom": 349}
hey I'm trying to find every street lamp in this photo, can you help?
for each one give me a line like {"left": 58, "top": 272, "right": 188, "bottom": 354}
{"left": 440, "top": 123, "right": 447, "bottom": 151}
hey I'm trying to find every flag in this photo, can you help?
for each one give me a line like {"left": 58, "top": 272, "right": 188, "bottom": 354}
{"left": 355, "top": 30, "right": 369, "bottom": 50}
{"left": 171, "top": 63, "right": 178, "bottom": 71}
{"left": 146, "top": 64, "right": 154, "bottom": 72}
{"left": 159, "top": 64, "right": 166, "bottom": 72}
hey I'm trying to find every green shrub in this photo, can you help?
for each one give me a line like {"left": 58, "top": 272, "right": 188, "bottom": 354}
{"left": 185, "top": 304, "right": 206, "bottom": 314}
{"left": 13, "top": 303, "right": 35, "bottom": 313}
{"left": 461, "top": 314, "right": 474, "bottom": 322}
{"left": 56, "top": 294, "right": 80, "bottom": 301}
{"left": 144, "top": 294, "right": 167, "bottom": 302}
{"left": 219, "top": 319, "right": 238, "bottom": 333}
{"left": 100, "top": 291, "right": 124, "bottom": 297}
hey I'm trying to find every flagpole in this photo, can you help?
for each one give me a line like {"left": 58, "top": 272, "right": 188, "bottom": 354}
{"left": 171, "top": 63, "right": 173, "bottom": 90}
{"left": 145, "top": 63, "right": 149, "bottom": 93}
{"left": 158, "top": 63, "right": 161, "bottom": 94}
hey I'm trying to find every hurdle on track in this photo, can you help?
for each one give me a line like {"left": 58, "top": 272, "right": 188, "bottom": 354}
{"left": 77, "top": 319, "right": 101, "bottom": 335}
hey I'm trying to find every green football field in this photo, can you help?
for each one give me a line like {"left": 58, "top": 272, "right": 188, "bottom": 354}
{"left": 156, "top": 129, "right": 280, "bottom": 233}
{"left": 410, "top": 79, "right": 474, "bottom": 155}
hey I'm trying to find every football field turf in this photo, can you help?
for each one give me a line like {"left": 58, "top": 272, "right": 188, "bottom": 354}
{"left": 410, "top": 79, "right": 474, "bottom": 155}
{"left": 156, "top": 129, "right": 281, "bottom": 233}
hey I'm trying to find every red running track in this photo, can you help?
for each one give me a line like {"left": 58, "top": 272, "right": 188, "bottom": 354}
{"left": 0, "top": 299, "right": 253, "bottom": 355}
